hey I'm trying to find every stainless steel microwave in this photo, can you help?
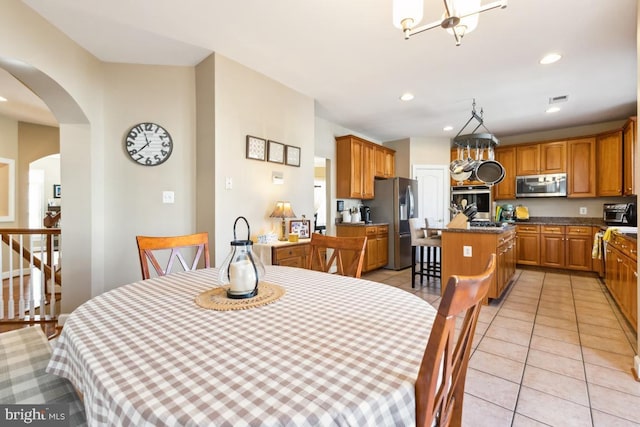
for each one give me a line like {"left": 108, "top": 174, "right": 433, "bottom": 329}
{"left": 516, "top": 173, "right": 567, "bottom": 198}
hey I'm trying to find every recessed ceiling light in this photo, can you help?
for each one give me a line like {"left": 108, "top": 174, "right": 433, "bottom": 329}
{"left": 540, "top": 53, "right": 562, "bottom": 65}
{"left": 0, "top": 96, "right": 7, "bottom": 102}
{"left": 399, "top": 92, "right": 415, "bottom": 101}
{"left": 546, "top": 106, "right": 561, "bottom": 113}
{"left": 443, "top": 126, "right": 454, "bottom": 131}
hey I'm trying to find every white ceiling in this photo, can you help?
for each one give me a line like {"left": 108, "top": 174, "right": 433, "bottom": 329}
{"left": 7, "top": 0, "right": 639, "bottom": 142}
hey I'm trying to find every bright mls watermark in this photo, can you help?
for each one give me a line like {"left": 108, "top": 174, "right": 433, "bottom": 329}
{"left": 0, "top": 404, "right": 69, "bottom": 426}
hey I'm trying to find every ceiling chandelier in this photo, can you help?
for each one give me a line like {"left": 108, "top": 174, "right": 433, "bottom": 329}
{"left": 392, "top": 0, "right": 508, "bottom": 46}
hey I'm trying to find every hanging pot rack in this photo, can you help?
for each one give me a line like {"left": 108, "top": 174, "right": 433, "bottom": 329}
{"left": 452, "top": 99, "right": 499, "bottom": 149}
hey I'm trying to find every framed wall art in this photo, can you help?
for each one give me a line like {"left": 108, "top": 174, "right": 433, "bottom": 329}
{"left": 246, "top": 135, "right": 266, "bottom": 161}
{"left": 267, "top": 140, "right": 285, "bottom": 164}
{"left": 289, "top": 219, "right": 311, "bottom": 239}
{"left": 285, "top": 145, "right": 301, "bottom": 167}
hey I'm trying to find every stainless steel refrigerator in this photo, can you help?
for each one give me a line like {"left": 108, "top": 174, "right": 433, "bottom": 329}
{"left": 368, "top": 177, "right": 418, "bottom": 270}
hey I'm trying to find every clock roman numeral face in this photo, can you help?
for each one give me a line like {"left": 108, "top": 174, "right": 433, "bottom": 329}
{"left": 125, "top": 122, "right": 173, "bottom": 166}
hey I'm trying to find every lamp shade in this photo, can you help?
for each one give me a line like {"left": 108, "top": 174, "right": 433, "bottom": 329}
{"left": 270, "top": 201, "right": 296, "bottom": 219}
{"left": 392, "top": 0, "right": 423, "bottom": 29}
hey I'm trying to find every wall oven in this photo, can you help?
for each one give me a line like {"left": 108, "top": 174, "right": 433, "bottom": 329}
{"left": 451, "top": 185, "right": 492, "bottom": 221}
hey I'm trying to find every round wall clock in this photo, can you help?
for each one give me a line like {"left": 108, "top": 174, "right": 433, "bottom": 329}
{"left": 124, "top": 122, "right": 173, "bottom": 166}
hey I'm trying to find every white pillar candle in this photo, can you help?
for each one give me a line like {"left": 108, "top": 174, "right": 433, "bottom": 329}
{"left": 229, "top": 259, "right": 257, "bottom": 293}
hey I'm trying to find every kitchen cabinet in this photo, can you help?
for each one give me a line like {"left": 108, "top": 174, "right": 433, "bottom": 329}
{"left": 596, "top": 130, "right": 623, "bottom": 196}
{"left": 271, "top": 242, "right": 310, "bottom": 267}
{"left": 441, "top": 228, "right": 516, "bottom": 303}
{"left": 540, "top": 225, "right": 565, "bottom": 268}
{"left": 516, "top": 141, "right": 566, "bottom": 176}
{"left": 336, "top": 224, "right": 388, "bottom": 272}
{"left": 540, "top": 225, "right": 593, "bottom": 270}
{"left": 336, "top": 135, "right": 374, "bottom": 199}
{"left": 496, "top": 229, "right": 517, "bottom": 299}
{"left": 516, "top": 224, "right": 540, "bottom": 265}
{"left": 336, "top": 135, "right": 394, "bottom": 199}
{"left": 567, "top": 137, "right": 596, "bottom": 198}
{"left": 374, "top": 145, "right": 395, "bottom": 178}
{"left": 564, "top": 226, "right": 594, "bottom": 271}
{"left": 493, "top": 146, "right": 516, "bottom": 200}
{"left": 623, "top": 116, "right": 636, "bottom": 196}
{"left": 605, "top": 233, "right": 637, "bottom": 331}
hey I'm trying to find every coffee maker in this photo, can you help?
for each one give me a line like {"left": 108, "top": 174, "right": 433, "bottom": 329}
{"left": 360, "top": 206, "right": 372, "bottom": 224}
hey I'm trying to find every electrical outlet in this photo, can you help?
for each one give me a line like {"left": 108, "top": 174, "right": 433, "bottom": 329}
{"left": 579, "top": 207, "right": 587, "bottom": 215}
{"left": 463, "top": 246, "right": 472, "bottom": 257}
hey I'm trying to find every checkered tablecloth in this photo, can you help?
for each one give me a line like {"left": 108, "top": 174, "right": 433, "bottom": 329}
{"left": 47, "top": 266, "right": 437, "bottom": 426}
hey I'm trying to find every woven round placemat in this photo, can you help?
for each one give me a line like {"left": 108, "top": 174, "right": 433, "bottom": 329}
{"left": 195, "top": 282, "right": 285, "bottom": 311}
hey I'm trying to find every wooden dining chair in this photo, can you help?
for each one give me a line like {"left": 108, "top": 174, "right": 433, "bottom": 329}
{"left": 307, "top": 233, "right": 367, "bottom": 278}
{"left": 415, "top": 253, "right": 497, "bottom": 427}
{"left": 136, "top": 232, "right": 210, "bottom": 279}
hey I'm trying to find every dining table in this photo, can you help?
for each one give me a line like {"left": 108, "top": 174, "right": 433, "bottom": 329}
{"left": 47, "top": 265, "right": 437, "bottom": 426}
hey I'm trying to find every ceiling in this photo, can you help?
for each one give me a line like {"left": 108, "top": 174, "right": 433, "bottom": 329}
{"left": 7, "top": 0, "right": 638, "bottom": 142}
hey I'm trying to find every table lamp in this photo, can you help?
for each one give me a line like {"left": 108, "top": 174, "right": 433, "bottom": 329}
{"left": 270, "top": 201, "right": 296, "bottom": 241}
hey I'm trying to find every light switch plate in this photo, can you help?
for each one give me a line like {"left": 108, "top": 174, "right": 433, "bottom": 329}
{"left": 162, "top": 191, "right": 174, "bottom": 204}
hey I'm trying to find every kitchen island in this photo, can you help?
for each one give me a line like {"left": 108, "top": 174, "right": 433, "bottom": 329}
{"left": 441, "top": 225, "right": 516, "bottom": 304}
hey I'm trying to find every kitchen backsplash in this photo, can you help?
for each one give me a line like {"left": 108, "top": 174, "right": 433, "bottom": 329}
{"left": 497, "top": 196, "right": 634, "bottom": 218}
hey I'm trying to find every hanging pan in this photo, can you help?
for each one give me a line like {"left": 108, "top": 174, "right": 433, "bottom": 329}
{"left": 475, "top": 160, "right": 505, "bottom": 185}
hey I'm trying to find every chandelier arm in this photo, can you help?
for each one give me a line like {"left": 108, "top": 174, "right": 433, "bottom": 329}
{"left": 457, "top": 0, "right": 508, "bottom": 20}
{"left": 442, "top": 0, "right": 453, "bottom": 19}
{"left": 405, "top": 19, "right": 444, "bottom": 37}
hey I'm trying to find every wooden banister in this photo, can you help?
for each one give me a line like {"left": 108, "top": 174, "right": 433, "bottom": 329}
{"left": 0, "top": 228, "right": 62, "bottom": 287}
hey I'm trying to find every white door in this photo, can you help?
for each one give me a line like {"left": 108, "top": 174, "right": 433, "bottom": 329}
{"left": 412, "top": 165, "right": 449, "bottom": 229}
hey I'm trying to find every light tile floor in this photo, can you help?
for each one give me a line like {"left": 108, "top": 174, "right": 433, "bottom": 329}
{"left": 362, "top": 267, "right": 640, "bottom": 427}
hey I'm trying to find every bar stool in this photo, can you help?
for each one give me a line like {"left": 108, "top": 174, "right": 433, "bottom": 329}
{"left": 409, "top": 218, "right": 441, "bottom": 288}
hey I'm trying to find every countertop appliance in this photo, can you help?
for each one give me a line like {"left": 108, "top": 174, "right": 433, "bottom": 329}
{"left": 603, "top": 202, "right": 637, "bottom": 226}
{"left": 360, "top": 206, "right": 372, "bottom": 224}
{"left": 367, "top": 177, "right": 418, "bottom": 270}
{"left": 516, "top": 173, "right": 567, "bottom": 198}
{"left": 500, "top": 204, "right": 515, "bottom": 223}
{"left": 451, "top": 185, "right": 492, "bottom": 221}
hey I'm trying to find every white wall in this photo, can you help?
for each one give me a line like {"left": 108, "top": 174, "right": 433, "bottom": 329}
{"left": 101, "top": 63, "right": 197, "bottom": 289}
{"left": 213, "top": 54, "right": 315, "bottom": 265}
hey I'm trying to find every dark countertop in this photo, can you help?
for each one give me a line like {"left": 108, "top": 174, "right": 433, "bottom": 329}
{"left": 443, "top": 224, "right": 516, "bottom": 234}
{"left": 335, "top": 222, "right": 388, "bottom": 227}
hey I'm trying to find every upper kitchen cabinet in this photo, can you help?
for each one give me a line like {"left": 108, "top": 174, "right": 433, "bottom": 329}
{"left": 567, "top": 137, "right": 596, "bottom": 198}
{"left": 493, "top": 146, "right": 516, "bottom": 200}
{"left": 623, "top": 116, "right": 637, "bottom": 196}
{"left": 596, "top": 129, "right": 623, "bottom": 196}
{"left": 374, "top": 145, "right": 395, "bottom": 178}
{"left": 515, "top": 141, "right": 566, "bottom": 176}
{"left": 336, "top": 135, "right": 393, "bottom": 199}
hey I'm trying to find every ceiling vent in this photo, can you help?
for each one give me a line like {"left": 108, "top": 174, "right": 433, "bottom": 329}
{"left": 549, "top": 95, "right": 569, "bottom": 104}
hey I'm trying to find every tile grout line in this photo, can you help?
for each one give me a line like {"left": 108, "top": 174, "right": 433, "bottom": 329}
{"left": 508, "top": 270, "right": 545, "bottom": 427}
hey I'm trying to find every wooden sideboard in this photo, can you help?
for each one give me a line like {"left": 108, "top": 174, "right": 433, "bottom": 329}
{"left": 254, "top": 240, "right": 311, "bottom": 267}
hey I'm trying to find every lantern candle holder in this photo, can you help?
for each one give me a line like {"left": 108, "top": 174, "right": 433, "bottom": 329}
{"left": 218, "top": 216, "right": 265, "bottom": 299}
